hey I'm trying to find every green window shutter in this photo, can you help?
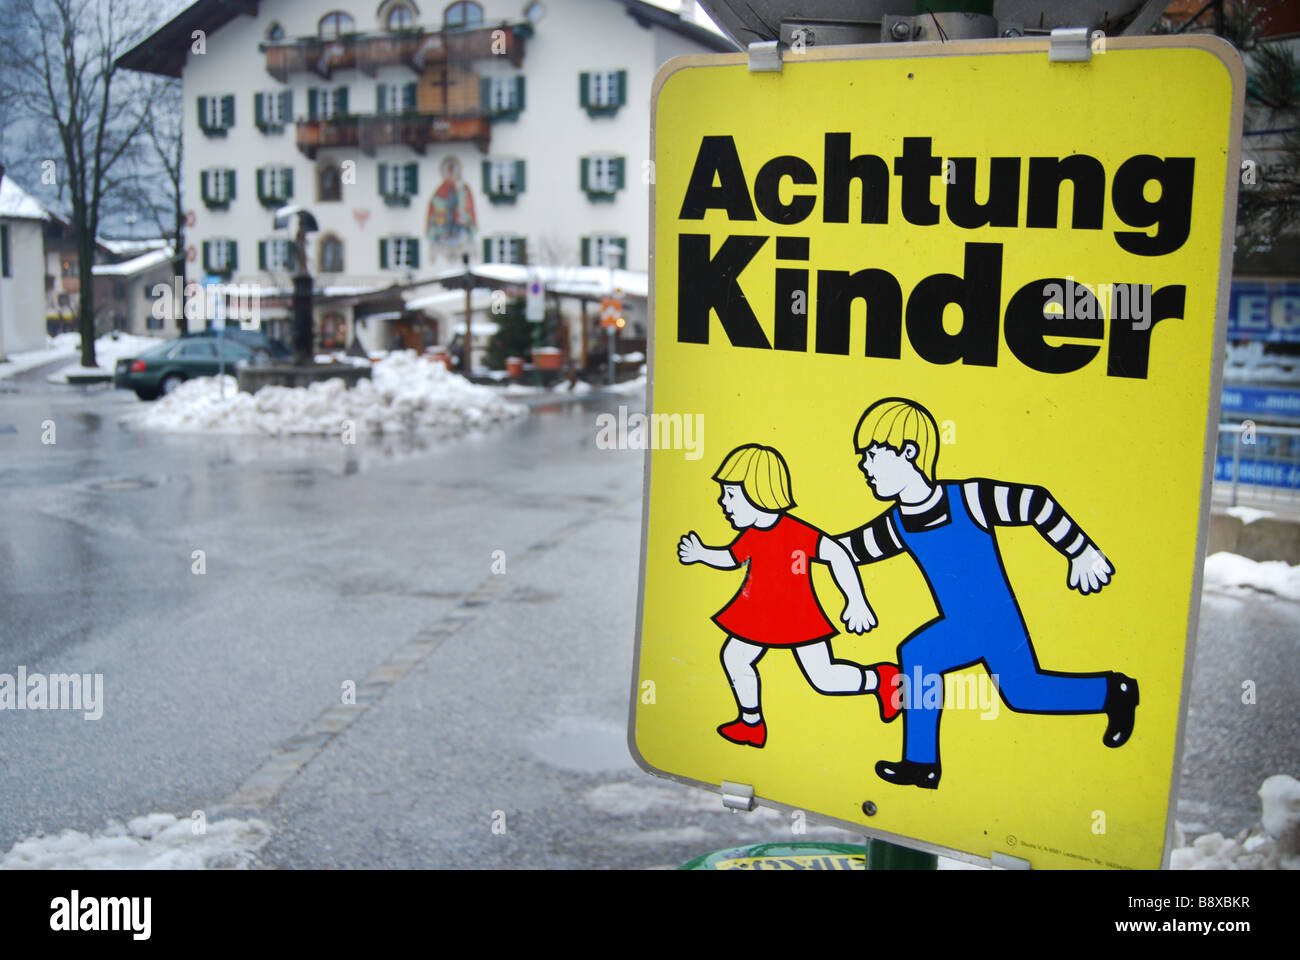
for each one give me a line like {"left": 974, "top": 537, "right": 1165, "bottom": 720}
{"left": 200, "top": 170, "right": 210, "bottom": 202}
{"left": 514, "top": 160, "right": 525, "bottom": 195}
{"left": 379, "top": 238, "right": 388, "bottom": 269}
{"left": 613, "top": 157, "right": 625, "bottom": 190}
{"left": 405, "top": 163, "right": 417, "bottom": 196}
{"left": 258, "top": 241, "right": 267, "bottom": 270}
{"left": 403, "top": 82, "right": 416, "bottom": 111}
{"left": 257, "top": 168, "right": 266, "bottom": 201}
{"left": 581, "top": 237, "right": 590, "bottom": 266}
{"left": 483, "top": 238, "right": 491, "bottom": 262}
{"left": 617, "top": 70, "right": 627, "bottom": 106}
{"left": 227, "top": 241, "right": 237, "bottom": 273}
{"left": 280, "top": 90, "right": 292, "bottom": 121}
{"left": 515, "top": 76, "right": 525, "bottom": 112}
{"left": 336, "top": 87, "right": 348, "bottom": 115}
{"left": 379, "top": 164, "right": 388, "bottom": 195}
{"left": 286, "top": 241, "right": 297, "bottom": 272}
{"left": 511, "top": 238, "right": 524, "bottom": 265}
{"left": 618, "top": 239, "right": 627, "bottom": 269}
{"left": 254, "top": 92, "right": 264, "bottom": 126}
{"left": 283, "top": 168, "right": 294, "bottom": 199}
{"left": 579, "top": 72, "right": 588, "bottom": 108}
{"left": 308, "top": 88, "right": 318, "bottom": 119}
{"left": 482, "top": 159, "right": 491, "bottom": 193}
{"left": 376, "top": 83, "right": 387, "bottom": 112}
{"left": 580, "top": 157, "right": 589, "bottom": 192}
{"left": 226, "top": 169, "right": 235, "bottom": 200}
{"left": 202, "top": 241, "right": 211, "bottom": 273}
{"left": 409, "top": 238, "right": 419, "bottom": 270}
{"left": 198, "top": 97, "right": 209, "bottom": 128}
{"left": 221, "top": 95, "right": 234, "bottom": 128}
{"left": 480, "top": 76, "right": 492, "bottom": 113}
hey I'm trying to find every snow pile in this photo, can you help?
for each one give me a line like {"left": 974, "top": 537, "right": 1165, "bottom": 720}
{"left": 46, "top": 333, "right": 166, "bottom": 384}
{"left": 1172, "top": 775, "right": 1300, "bottom": 870}
{"left": 1204, "top": 552, "right": 1300, "bottom": 602}
{"left": 1225, "top": 506, "right": 1275, "bottom": 525}
{"left": 554, "top": 379, "right": 592, "bottom": 395}
{"left": 606, "top": 373, "right": 647, "bottom": 395}
{"left": 124, "top": 351, "right": 527, "bottom": 437}
{"left": 0, "top": 339, "right": 78, "bottom": 380}
{"left": 0, "top": 813, "right": 270, "bottom": 870}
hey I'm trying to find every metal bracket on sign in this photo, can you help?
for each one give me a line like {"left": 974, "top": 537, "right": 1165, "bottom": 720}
{"left": 992, "top": 851, "right": 1033, "bottom": 870}
{"left": 721, "top": 780, "right": 756, "bottom": 811}
{"left": 1048, "top": 26, "right": 1092, "bottom": 63}
{"left": 747, "top": 40, "right": 783, "bottom": 73}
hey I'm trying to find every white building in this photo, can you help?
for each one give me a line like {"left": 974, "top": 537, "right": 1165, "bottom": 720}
{"left": 91, "top": 246, "right": 179, "bottom": 336}
{"left": 0, "top": 168, "right": 51, "bottom": 359}
{"left": 118, "top": 0, "right": 733, "bottom": 355}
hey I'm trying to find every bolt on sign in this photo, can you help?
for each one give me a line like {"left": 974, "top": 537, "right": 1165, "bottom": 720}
{"left": 629, "top": 36, "right": 1244, "bottom": 870}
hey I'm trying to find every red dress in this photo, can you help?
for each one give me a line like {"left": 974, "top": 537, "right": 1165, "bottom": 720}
{"left": 712, "top": 514, "right": 837, "bottom": 647}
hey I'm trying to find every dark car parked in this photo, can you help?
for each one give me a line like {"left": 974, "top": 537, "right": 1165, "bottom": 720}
{"left": 113, "top": 336, "right": 265, "bottom": 400}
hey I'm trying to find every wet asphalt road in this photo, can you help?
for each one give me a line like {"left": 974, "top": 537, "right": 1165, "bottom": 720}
{"left": 0, "top": 361, "right": 1296, "bottom": 867}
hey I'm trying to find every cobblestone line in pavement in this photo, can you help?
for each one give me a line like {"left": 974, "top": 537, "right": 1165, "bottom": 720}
{"left": 214, "top": 505, "right": 621, "bottom": 814}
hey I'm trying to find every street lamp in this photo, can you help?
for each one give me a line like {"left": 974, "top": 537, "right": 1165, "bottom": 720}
{"left": 273, "top": 205, "right": 320, "bottom": 367}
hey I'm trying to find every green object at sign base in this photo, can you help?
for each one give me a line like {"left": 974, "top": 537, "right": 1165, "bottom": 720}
{"left": 867, "top": 838, "right": 938, "bottom": 870}
{"left": 679, "top": 842, "right": 867, "bottom": 870}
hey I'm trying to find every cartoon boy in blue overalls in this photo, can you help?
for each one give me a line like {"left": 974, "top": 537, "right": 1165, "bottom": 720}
{"left": 837, "top": 398, "right": 1139, "bottom": 789}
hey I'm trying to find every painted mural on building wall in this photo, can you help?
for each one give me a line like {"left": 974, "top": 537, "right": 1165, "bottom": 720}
{"left": 427, "top": 156, "right": 477, "bottom": 258}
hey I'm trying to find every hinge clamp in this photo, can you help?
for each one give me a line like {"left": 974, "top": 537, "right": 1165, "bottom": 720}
{"left": 721, "top": 780, "right": 756, "bottom": 811}
{"left": 1048, "top": 27, "right": 1092, "bottom": 62}
{"left": 747, "top": 40, "right": 783, "bottom": 73}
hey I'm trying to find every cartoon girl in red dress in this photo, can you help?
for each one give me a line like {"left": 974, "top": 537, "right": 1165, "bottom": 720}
{"left": 677, "top": 444, "right": 900, "bottom": 747}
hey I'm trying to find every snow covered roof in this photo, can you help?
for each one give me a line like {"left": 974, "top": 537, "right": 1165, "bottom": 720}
{"left": 99, "top": 237, "right": 169, "bottom": 258}
{"left": 0, "top": 176, "right": 51, "bottom": 221}
{"left": 91, "top": 247, "right": 175, "bottom": 277}
{"left": 422, "top": 264, "right": 648, "bottom": 300}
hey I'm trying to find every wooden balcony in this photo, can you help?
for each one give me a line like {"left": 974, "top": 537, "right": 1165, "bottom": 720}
{"left": 296, "top": 112, "right": 491, "bottom": 158}
{"left": 264, "top": 24, "right": 527, "bottom": 81}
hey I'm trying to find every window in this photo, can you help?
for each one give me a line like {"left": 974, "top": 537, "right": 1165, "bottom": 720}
{"left": 0, "top": 225, "right": 9, "bottom": 277}
{"left": 200, "top": 168, "right": 236, "bottom": 209}
{"left": 259, "top": 238, "right": 297, "bottom": 272}
{"left": 320, "top": 236, "right": 344, "bottom": 273}
{"left": 376, "top": 82, "right": 417, "bottom": 115}
{"left": 198, "top": 94, "right": 235, "bottom": 135}
{"left": 444, "top": 1, "right": 482, "bottom": 29}
{"left": 582, "top": 235, "right": 627, "bottom": 269}
{"left": 482, "top": 235, "right": 526, "bottom": 265}
{"left": 482, "top": 75, "right": 524, "bottom": 117}
{"left": 319, "top": 12, "right": 355, "bottom": 40}
{"left": 581, "top": 154, "right": 624, "bottom": 199}
{"left": 318, "top": 162, "right": 342, "bottom": 202}
{"left": 147, "top": 311, "right": 164, "bottom": 331}
{"left": 525, "top": 1, "right": 545, "bottom": 23}
{"left": 309, "top": 86, "right": 350, "bottom": 120}
{"left": 386, "top": 5, "right": 414, "bottom": 30}
{"left": 379, "top": 162, "right": 419, "bottom": 205}
{"left": 202, "top": 240, "right": 237, "bottom": 275}
{"left": 579, "top": 70, "right": 626, "bottom": 115}
{"left": 257, "top": 166, "right": 295, "bottom": 207}
{"left": 180, "top": 341, "right": 216, "bottom": 357}
{"left": 482, "top": 158, "right": 524, "bottom": 203}
{"left": 380, "top": 237, "right": 419, "bottom": 269}
{"left": 255, "top": 91, "right": 293, "bottom": 131}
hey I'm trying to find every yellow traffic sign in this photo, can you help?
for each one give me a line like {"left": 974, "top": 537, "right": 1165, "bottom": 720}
{"left": 631, "top": 35, "right": 1244, "bottom": 870}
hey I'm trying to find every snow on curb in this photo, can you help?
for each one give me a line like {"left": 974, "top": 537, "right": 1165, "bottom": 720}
{"left": 1171, "top": 775, "right": 1300, "bottom": 870}
{"left": 1225, "top": 505, "right": 1276, "bottom": 526}
{"left": 1204, "top": 552, "right": 1300, "bottom": 602}
{"left": 123, "top": 351, "right": 527, "bottom": 437}
{"left": 46, "top": 333, "right": 166, "bottom": 385}
{"left": 0, "top": 812, "right": 270, "bottom": 870}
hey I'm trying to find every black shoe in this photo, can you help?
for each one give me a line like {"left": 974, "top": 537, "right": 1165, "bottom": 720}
{"left": 1103, "top": 672, "right": 1139, "bottom": 748}
{"left": 875, "top": 759, "right": 941, "bottom": 789}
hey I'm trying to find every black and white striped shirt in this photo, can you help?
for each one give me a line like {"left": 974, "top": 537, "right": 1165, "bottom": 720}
{"left": 838, "top": 480, "right": 1093, "bottom": 563}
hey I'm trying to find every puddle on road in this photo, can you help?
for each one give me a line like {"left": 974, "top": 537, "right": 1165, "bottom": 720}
{"left": 530, "top": 716, "right": 636, "bottom": 773}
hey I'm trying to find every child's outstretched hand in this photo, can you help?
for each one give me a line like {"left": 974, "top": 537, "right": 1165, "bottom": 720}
{"left": 842, "top": 598, "right": 877, "bottom": 634}
{"left": 678, "top": 531, "right": 706, "bottom": 565}
{"left": 1068, "top": 543, "right": 1114, "bottom": 595}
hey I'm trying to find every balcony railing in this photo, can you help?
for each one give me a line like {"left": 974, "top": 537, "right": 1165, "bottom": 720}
{"left": 296, "top": 112, "right": 492, "bottom": 158}
{"left": 264, "top": 24, "right": 528, "bottom": 81}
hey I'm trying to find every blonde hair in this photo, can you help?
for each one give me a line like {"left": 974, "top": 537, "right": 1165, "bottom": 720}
{"left": 713, "top": 444, "right": 795, "bottom": 511}
{"left": 854, "top": 398, "right": 940, "bottom": 480}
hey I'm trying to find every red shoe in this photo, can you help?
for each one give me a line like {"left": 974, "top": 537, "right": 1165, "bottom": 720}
{"left": 717, "top": 718, "right": 767, "bottom": 748}
{"left": 872, "top": 664, "right": 902, "bottom": 723}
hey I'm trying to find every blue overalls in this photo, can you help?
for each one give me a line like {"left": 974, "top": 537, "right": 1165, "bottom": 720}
{"left": 892, "top": 483, "right": 1108, "bottom": 765}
